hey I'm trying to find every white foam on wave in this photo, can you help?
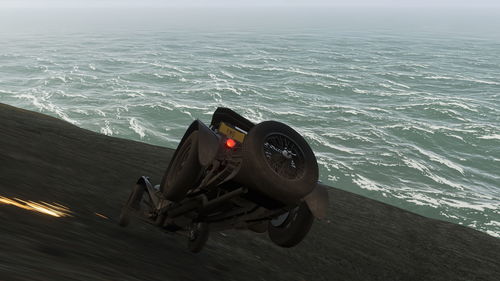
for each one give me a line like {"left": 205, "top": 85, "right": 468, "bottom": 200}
{"left": 14, "top": 93, "right": 79, "bottom": 125}
{"left": 59, "top": 92, "right": 88, "bottom": 99}
{"left": 146, "top": 62, "right": 192, "bottom": 74}
{"left": 384, "top": 124, "right": 434, "bottom": 135}
{"left": 224, "top": 86, "right": 242, "bottom": 96}
{"left": 100, "top": 120, "right": 113, "bottom": 136}
{"left": 181, "top": 110, "right": 194, "bottom": 119}
{"left": 411, "top": 145, "right": 465, "bottom": 175}
{"left": 94, "top": 109, "right": 106, "bottom": 117}
{"left": 445, "top": 133, "right": 465, "bottom": 142}
{"left": 485, "top": 230, "right": 500, "bottom": 238}
{"left": 161, "top": 100, "right": 208, "bottom": 112}
{"left": 485, "top": 221, "right": 500, "bottom": 227}
{"left": 425, "top": 75, "right": 455, "bottom": 80}
{"left": 402, "top": 158, "right": 430, "bottom": 173}
{"left": 425, "top": 123, "right": 476, "bottom": 134}
{"left": 316, "top": 154, "right": 341, "bottom": 172}
{"left": 367, "top": 107, "right": 390, "bottom": 113}
{"left": 378, "top": 82, "right": 398, "bottom": 91}
{"left": 405, "top": 193, "right": 441, "bottom": 208}
{"left": 328, "top": 175, "right": 339, "bottom": 182}
{"left": 478, "top": 134, "right": 500, "bottom": 140}
{"left": 50, "top": 75, "right": 69, "bottom": 83}
{"left": 353, "top": 175, "right": 383, "bottom": 191}
{"left": 220, "top": 70, "right": 235, "bottom": 79}
{"left": 385, "top": 79, "right": 411, "bottom": 89}
{"left": 425, "top": 75, "right": 500, "bottom": 85}
{"left": 440, "top": 198, "right": 499, "bottom": 212}
{"left": 459, "top": 76, "right": 500, "bottom": 85}
{"left": 431, "top": 100, "right": 478, "bottom": 112}
{"left": 427, "top": 173, "right": 466, "bottom": 191}
{"left": 272, "top": 110, "right": 307, "bottom": 117}
{"left": 208, "top": 73, "right": 228, "bottom": 84}
{"left": 128, "top": 117, "right": 145, "bottom": 138}
{"left": 287, "top": 67, "right": 338, "bottom": 80}
{"left": 241, "top": 108, "right": 264, "bottom": 123}
{"left": 303, "top": 131, "right": 362, "bottom": 155}
{"left": 353, "top": 88, "right": 369, "bottom": 94}
{"left": 150, "top": 103, "right": 173, "bottom": 111}
{"left": 72, "top": 109, "right": 89, "bottom": 115}
{"left": 396, "top": 191, "right": 499, "bottom": 213}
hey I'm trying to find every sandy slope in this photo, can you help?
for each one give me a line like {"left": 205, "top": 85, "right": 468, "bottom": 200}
{"left": 0, "top": 103, "right": 499, "bottom": 281}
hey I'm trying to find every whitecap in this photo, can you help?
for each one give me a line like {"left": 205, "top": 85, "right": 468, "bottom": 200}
{"left": 60, "top": 93, "right": 88, "bottom": 99}
{"left": 478, "top": 134, "right": 500, "bottom": 140}
{"left": 485, "top": 221, "right": 500, "bottom": 227}
{"left": 220, "top": 71, "right": 235, "bottom": 79}
{"left": 303, "top": 132, "right": 362, "bottom": 155}
{"left": 485, "top": 230, "right": 500, "bottom": 238}
{"left": 411, "top": 145, "right": 465, "bottom": 175}
{"left": 353, "top": 88, "right": 369, "bottom": 94}
{"left": 100, "top": 120, "right": 113, "bottom": 136}
{"left": 72, "top": 109, "right": 89, "bottom": 115}
{"left": 439, "top": 198, "right": 499, "bottom": 212}
{"left": 14, "top": 93, "right": 79, "bottom": 125}
{"left": 94, "top": 109, "right": 106, "bottom": 117}
{"left": 272, "top": 110, "right": 307, "bottom": 117}
{"left": 458, "top": 76, "right": 500, "bottom": 85}
{"left": 287, "top": 67, "right": 338, "bottom": 80}
{"left": 129, "top": 117, "right": 145, "bottom": 138}
{"left": 385, "top": 79, "right": 411, "bottom": 89}
{"left": 402, "top": 158, "right": 430, "bottom": 173}
{"left": 367, "top": 107, "right": 390, "bottom": 113}
{"left": 426, "top": 173, "right": 466, "bottom": 191}
{"left": 327, "top": 175, "right": 339, "bottom": 182}
{"left": 406, "top": 193, "right": 441, "bottom": 208}
{"left": 353, "top": 175, "right": 383, "bottom": 191}
{"left": 181, "top": 110, "right": 194, "bottom": 119}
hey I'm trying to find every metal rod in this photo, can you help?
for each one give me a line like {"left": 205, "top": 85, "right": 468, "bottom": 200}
{"left": 199, "top": 187, "right": 247, "bottom": 213}
{"left": 167, "top": 199, "right": 202, "bottom": 218}
{"left": 166, "top": 187, "right": 247, "bottom": 218}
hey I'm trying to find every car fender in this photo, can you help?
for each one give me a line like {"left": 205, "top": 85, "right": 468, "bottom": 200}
{"left": 179, "top": 120, "right": 219, "bottom": 166}
{"left": 304, "top": 183, "right": 329, "bottom": 219}
{"left": 136, "top": 176, "right": 160, "bottom": 207}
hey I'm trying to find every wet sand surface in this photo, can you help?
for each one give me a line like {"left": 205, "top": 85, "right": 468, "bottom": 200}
{"left": 1, "top": 103, "right": 499, "bottom": 281}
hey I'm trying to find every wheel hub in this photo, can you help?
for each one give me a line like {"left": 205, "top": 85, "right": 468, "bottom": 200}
{"left": 263, "top": 133, "right": 305, "bottom": 180}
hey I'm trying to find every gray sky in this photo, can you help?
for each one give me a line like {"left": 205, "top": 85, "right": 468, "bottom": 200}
{"left": 2, "top": 0, "right": 500, "bottom": 8}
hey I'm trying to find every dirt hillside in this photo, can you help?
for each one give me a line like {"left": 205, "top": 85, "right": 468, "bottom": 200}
{"left": 0, "top": 103, "right": 499, "bottom": 281}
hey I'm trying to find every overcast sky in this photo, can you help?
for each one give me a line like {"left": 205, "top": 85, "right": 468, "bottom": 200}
{"left": 2, "top": 0, "right": 500, "bottom": 8}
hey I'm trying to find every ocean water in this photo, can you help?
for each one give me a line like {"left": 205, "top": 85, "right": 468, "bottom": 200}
{"left": 1, "top": 7, "right": 499, "bottom": 237}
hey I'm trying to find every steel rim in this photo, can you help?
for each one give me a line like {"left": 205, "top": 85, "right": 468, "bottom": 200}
{"left": 262, "top": 133, "right": 305, "bottom": 180}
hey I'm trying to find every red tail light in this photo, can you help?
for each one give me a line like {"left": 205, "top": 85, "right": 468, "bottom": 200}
{"left": 225, "top": 138, "right": 236, "bottom": 148}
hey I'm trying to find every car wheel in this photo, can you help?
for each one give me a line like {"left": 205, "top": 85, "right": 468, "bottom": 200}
{"left": 161, "top": 131, "right": 201, "bottom": 202}
{"left": 239, "top": 121, "right": 318, "bottom": 203}
{"left": 268, "top": 202, "right": 314, "bottom": 248}
{"left": 187, "top": 222, "right": 209, "bottom": 253}
{"left": 118, "top": 184, "right": 145, "bottom": 227}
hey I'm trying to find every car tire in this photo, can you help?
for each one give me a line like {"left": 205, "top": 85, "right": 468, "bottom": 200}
{"left": 188, "top": 222, "right": 209, "bottom": 253}
{"left": 268, "top": 202, "right": 314, "bottom": 248}
{"left": 118, "top": 184, "right": 145, "bottom": 227}
{"left": 239, "top": 121, "right": 318, "bottom": 204}
{"left": 161, "top": 131, "right": 201, "bottom": 202}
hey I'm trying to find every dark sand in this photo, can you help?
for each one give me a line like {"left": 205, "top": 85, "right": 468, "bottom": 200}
{"left": 0, "top": 103, "right": 499, "bottom": 281}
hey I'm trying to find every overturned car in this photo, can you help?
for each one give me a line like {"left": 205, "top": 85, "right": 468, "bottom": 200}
{"left": 119, "top": 107, "right": 329, "bottom": 252}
